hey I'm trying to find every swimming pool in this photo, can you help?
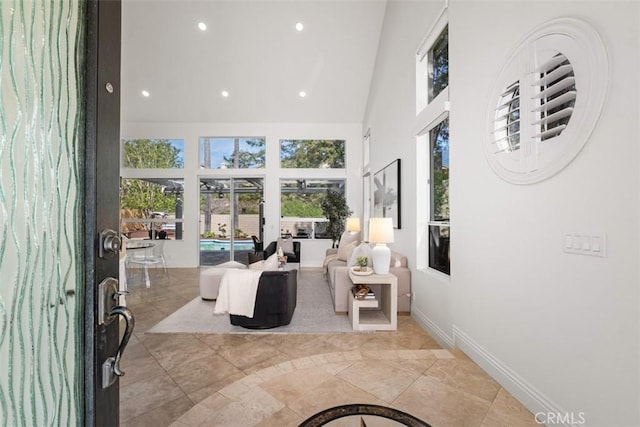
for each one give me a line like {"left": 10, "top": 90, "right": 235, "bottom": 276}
{"left": 200, "top": 239, "right": 254, "bottom": 252}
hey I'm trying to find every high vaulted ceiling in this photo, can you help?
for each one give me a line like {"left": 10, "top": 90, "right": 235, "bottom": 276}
{"left": 121, "top": 0, "right": 387, "bottom": 124}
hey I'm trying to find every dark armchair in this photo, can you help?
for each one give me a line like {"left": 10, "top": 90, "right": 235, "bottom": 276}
{"left": 263, "top": 240, "right": 301, "bottom": 263}
{"left": 230, "top": 270, "right": 298, "bottom": 329}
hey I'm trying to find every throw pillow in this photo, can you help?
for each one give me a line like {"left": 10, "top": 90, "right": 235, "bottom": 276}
{"left": 277, "top": 236, "right": 295, "bottom": 254}
{"left": 337, "top": 240, "right": 357, "bottom": 262}
{"left": 337, "top": 230, "right": 360, "bottom": 250}
{"left": 389, "top": 252, "right": 404, "bottom": 268}
{"left": 348, "top": 242, "right": 373, "bottom": 267}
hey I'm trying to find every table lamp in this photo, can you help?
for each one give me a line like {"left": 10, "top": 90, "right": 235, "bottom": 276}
{"left": 346, "top": 217, "right": 361, "bottom": 233}
{"left": 368, "top": 217, "right": 394, "bottom": 275}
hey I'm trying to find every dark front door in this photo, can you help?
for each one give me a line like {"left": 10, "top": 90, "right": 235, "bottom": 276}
{"left": 0, "top": 0, "right": 125, "bottom": 425}
{"left": 85, "top": 0, "right": 130, "bottom": 425}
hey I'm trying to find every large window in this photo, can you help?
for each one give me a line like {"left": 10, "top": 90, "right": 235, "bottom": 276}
{"left": 280, "top": 179, "right": 344, "bottom": 239}
{"left": 429, "top": 118, "right": 449, "bottom": 274}
{"left": 199, "top": 137, "right": 265, "bottom": 169}
{"left": 280, "top": 139, "right": 345, "bottom": 168}
{"left": 416, "top": 8, "right": 450, "bottom": 275}
{"left": 120, "top": 178, "right": 184, "bottom": 240}
{"left": 121, "top": 138, "right": 186, "bottom": 240}
{"left": 123, "top": 139, "right": 184, "bottom": 169}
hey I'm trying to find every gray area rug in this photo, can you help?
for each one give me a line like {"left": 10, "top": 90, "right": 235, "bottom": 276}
{"left": 148, "top": 269, "right": 358, "bottom": 334}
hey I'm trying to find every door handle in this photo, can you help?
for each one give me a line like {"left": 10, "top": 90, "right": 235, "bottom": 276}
{"left": 110, "top": 305, "right": 134, "bottom": 376}
{"left": 102, "top": 304, "right": 135, "bottom": 389}
{"left": 98, "top": 276, "right": 136, "bottom": 388}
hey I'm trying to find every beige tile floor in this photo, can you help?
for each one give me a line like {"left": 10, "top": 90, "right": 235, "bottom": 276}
{"left": 120, "top": 268, "right": 539, "bottom": 427}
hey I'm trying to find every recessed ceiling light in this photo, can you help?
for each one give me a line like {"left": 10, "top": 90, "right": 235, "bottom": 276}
{"left": 141, "top": 90, "right": 150, "bottom": 97}
{"left": 295, "top": 22, "right": 304, "bottom": 32}
{"left": 299, "top": 91, "right": 306, "bottom": 98}
{"left": 221, "top": 90, "right": 229, "bottom": 97}
{"left": 198, "top": 22, "right": 207, "bottom": 31}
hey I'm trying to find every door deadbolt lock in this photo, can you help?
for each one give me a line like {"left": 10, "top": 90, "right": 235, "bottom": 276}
{"left": 99, "top": 229, "right": 121, "bottom": 258}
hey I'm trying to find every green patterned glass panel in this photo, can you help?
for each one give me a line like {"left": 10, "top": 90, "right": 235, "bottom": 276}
{"left": 0, "top": 0, "right": 84, "bottom": 425}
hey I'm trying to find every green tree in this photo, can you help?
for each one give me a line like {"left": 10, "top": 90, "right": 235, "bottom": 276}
{"left": 123, "top": 139, "right": 183, "bottom": 168}
{"left": 430, "top": 27, "right": 448, "bottom": 101}
{"left": 222, "top": 138, "right": 265, "bottom": 168}
{"left": 120, "top": 178, "right": 178, "bottom": 216}
{"left": 320, "top": 189, "right": 352, "bottom": 247}
{"left": 281, "top": 194, "right": 324, "bottom": 217}
{"left": 431, "top": 119, "right": 449, "bottom": 220}
{"left": 280, "top": 140, "right": 345, "bottom": 168}
{"left": 121, "top": 139, "right": 183, "bottom": 218}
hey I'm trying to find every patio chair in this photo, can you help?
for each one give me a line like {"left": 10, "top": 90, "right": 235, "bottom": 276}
{"left": 251, "top": 235, "right": 263, "bottom": 255}
{"left": 126, "top": 239, "right": 168, "bottom": 287}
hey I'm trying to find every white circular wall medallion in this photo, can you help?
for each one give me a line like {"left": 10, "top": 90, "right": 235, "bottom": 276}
{"left": 483, "top": 17, "right": 609, "bottom": 184}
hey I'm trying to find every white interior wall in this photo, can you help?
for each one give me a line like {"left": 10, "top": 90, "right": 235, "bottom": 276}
{"left": 120, "top": 122, "right": 363, "bottom": 268}
{"left": 363, "top": 0, "right": 454, "bottom": 347}
{"left": 365, "top": 0, "right": 639, "bottom": 425}
{"left": 450, "top": 2, "right": 639, "bottom": 425}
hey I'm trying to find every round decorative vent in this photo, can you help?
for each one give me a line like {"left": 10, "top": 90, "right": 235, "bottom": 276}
{"left": 484, "top": 18, "right": 608, "bottom": 184}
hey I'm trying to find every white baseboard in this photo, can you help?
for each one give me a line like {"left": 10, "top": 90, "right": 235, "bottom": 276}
{"left": 453, "top": 325, "right": 573, "bottom": 426}
{"left": 411, "top": 306, "right": 455, "bottom": 348}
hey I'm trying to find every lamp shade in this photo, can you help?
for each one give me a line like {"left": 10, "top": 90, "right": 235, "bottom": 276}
{"left": 368, "top": 218, "right": 394, "bottom": 244}
{"left": 346, "top": 217, "right": 361, "bottom": 232}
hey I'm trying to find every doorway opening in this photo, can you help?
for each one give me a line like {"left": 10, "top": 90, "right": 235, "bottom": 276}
{"left": 199, "top": 177, "right": 264, "bottom": 266}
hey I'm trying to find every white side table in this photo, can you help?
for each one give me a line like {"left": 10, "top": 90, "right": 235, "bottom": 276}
{"left": 348, "top": 270, "right": 397, "bottom": 331}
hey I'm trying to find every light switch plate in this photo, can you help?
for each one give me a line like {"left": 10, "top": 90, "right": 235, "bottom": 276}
{"left": 563, "top": 232, "right": 606, "bottom": 257}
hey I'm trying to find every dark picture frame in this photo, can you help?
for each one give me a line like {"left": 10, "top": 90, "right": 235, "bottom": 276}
{"left": 373, "top": 159, "right": 401, "bottom": 229}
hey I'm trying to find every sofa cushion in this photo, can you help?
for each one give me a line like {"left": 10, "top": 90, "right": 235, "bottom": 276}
{"left": 389, "top": 251, "right": 407, "bottom": 268}
{"left": 338, "top": 230, "right": 360, "bottom": 249}
{"left": 337, "top": 240, "right": 357, "bottom": 261}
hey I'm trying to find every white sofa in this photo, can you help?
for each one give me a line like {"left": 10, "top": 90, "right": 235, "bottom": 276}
{"left": 324, "top": 247, "right": 411, "bottom": 314}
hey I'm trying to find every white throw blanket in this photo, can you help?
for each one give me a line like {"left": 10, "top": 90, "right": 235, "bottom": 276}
{"left": 213, "top": 269, "right": 263, "bottom": 317}
{"left": 323, "top": 253, "right": 339, "bottom": 275}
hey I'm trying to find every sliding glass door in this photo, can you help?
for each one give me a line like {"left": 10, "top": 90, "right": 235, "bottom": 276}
{"left": 199, "top": 177, "right": 264, "bottom": 266}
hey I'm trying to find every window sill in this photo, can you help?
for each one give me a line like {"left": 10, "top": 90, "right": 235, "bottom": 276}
{"left": 417, "top": 267, "right": 451, "bottom": 284}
